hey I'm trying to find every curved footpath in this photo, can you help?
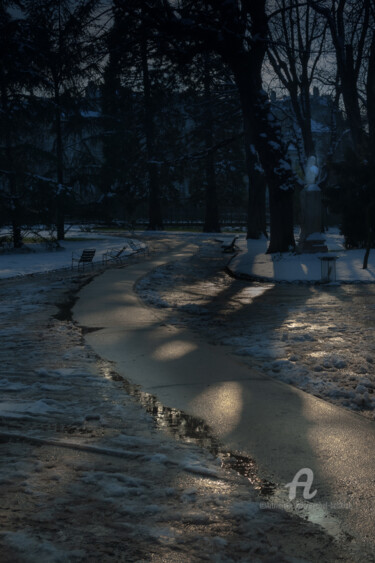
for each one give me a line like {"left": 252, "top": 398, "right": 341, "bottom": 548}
{"left": 74, "top": 239, "right": 375, "bottom": 559}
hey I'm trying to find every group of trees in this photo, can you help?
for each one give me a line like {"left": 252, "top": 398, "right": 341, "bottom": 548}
{"left": 0, "top": 0, "right": 103, "bottom": 246}
{"left": 1, "top": 0, "right": 375, "bottom": 253}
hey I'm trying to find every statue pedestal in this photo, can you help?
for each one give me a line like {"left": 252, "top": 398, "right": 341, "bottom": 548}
{"left": 298, "top": 185, "right": 327, "bottom": 253}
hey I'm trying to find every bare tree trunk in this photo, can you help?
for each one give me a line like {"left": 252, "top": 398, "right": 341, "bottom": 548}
{"left": 234, "top": 66, "right": 295, "bottom": 250}
{"left": 289, "top": 87, "right": 315, "bottom": 161}
{"left": 240, "top": 100, "right": 268, "bottom": 239}
{"left": 55, "top": 84, "right": 65, "bottom": 241}
{"left": 255, "top": 91, "right": 296, "bottom": 252}
{"left": 299, "top": 72, "right": 315, "bottom": 159}
{"left": 203, "top": 151, "right": 221, "bottom": 232}
{"left": 362, "top": 31, "right": 375, "bottom": 270}
{"left": 308, "top": 0, "right": 369, "bottom": 154}
{"left": 236, "top": 2, "right": 295, "bottom": 250}
{"left": 0, "top": 74, "right": 22, "bottom": 248}
{"left": 367, "top": 29, "right": 375, "bottom": 154}
{"left": 203, "top": 53, "right": 220, "bottom": 233}
{"left": 141, "top": 34, "right": 163, "bottom": 231}
{"left": 363, "top": 203, "right": 374, "bottom": 269}
{"left": 340, "top": 46, "right": 365, "bottom": 152}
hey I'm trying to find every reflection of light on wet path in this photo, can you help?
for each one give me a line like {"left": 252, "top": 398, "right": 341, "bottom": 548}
{"left": 190, "top": 382, "right": 243, "bottom": 437}
{"left": 152, "top": 340, "right": 198, "bottom": 361}
{"left": 98, "top": 360, "right": 344, "bottom": 541}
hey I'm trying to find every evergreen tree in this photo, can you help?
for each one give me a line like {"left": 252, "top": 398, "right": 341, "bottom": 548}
{"left": 176, "top": 56, "right": 245, "bottom": 232}
{"left": 107, "top": 0, "right": 164, "bottom": 229}
{"left": 138, "top": 0, "right": 297, "bottom": 251}
{"left": 99, "top": 58, "right": 148, "bottom": 224}
{"left": 0, "top": 2, "right": 34, "bottom": 247}
{"left": 24, "top": 0, "right": 101, "bottom": 239}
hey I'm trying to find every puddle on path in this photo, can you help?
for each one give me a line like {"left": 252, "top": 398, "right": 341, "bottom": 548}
{"left": 97, "top": 359, "right": 276, "bottom": 496}
{"left": 95, "top": 358, "right": 346, "bottom": 542}
{"left": 54, "top": 275, "right": 96, "bottom": 322}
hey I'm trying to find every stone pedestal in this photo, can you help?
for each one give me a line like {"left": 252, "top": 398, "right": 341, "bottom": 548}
{"left": 298, "top": 185, "right": 327, "bottom": 253}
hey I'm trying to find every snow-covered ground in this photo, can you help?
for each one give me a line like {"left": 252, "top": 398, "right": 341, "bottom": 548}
{"left": 2, "top": 227, "right": 375, "bottom": 422}
{"left": 0, "top": 240, "right": 345, "bottom": 561}
{"left": 2, "top": 228, "right": 375, "bottom": 422}
{"left": 1, "top": 228, "right": 374, "bottom": 559}
{"left": 136, "top": 236, "right": 375, "bottom": 420}
{"left": 230, "top": 228, "right": 375, "bottom": 283}
{"left": 2, "top": 226, "right": 374, "bottom": 284}
{"left": 0, "top": 227, "right": 144, "bottom": 278}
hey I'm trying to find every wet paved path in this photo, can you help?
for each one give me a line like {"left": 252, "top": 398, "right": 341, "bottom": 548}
{"left": 3, "top": 258, "right": 327, "bottom": 561}
{"left": 74, "top": 237, "right": 375, "bottom": 558}
{"left": 0, "top": 243, "right": 352, "bottom": 563}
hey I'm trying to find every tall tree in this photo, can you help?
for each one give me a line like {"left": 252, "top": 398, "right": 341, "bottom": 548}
{"left": 367, "top": 20, "right": 375, "bottom": 155}
{"left": 140, "top": 27, "right": 163, "bottom": 229}
{"left": 99, "top": 57, "right": 148, "bottom": 224}
{"left": 308, "top": 0, "right": 370, "bottom": 154}
{"left": 0, "top": 3, "right": 31, "bottom": 247}
{"left": 268, "top": 0, "right": 327, "bottom": 163}
{"left": 109, "top": 0, "right": 166, "bottom": 230}
{"left": 0, "top": 7, "right": 20, "bottom": 246}
{"left": 24, "top": 0, "right": 101, "bottom": 239}
{"left": 174, "top": 64, "right": 245, "bottom": 229}
{"left": 145, "top": 0, "right": 296, "bottom": 251}
{"left": 202, "top": 52, "right": 221, "bottom": 233}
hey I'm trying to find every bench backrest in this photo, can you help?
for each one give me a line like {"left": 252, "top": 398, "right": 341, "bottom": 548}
{"left": 80, "top": 249, "right": 96, "bottom": 262}
{"left": 129, "top": 241, "right": 146, "bottom": 252}
{"left": 115, "top": 245, "right": 129, "bottom": 257}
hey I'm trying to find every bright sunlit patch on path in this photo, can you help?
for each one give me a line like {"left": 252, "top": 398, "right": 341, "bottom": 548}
{"left": 152, "top": 340, "right": 198, "bottom": 361}
{"left": 190, "top": 382, "right": 244, "bottom": 437}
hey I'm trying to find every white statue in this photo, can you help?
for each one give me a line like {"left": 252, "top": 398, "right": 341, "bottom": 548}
{"left": 299, "top": 154, "right": 325, "bottom": 251}
{"left": 305, "top": 155, "right": 319, "bottom": 185}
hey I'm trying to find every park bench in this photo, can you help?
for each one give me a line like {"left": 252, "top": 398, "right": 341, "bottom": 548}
{"left": 102, "top": 245, "right": 133, "bottom": 265}
{"left": 221, "top": 236, "right": 239, "bottom": 253}
{"left": 128, "top": 240, "right": 149, "bottom": 256}
{"left": 72, "top": 248, "right": 96, "bottom": 270}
